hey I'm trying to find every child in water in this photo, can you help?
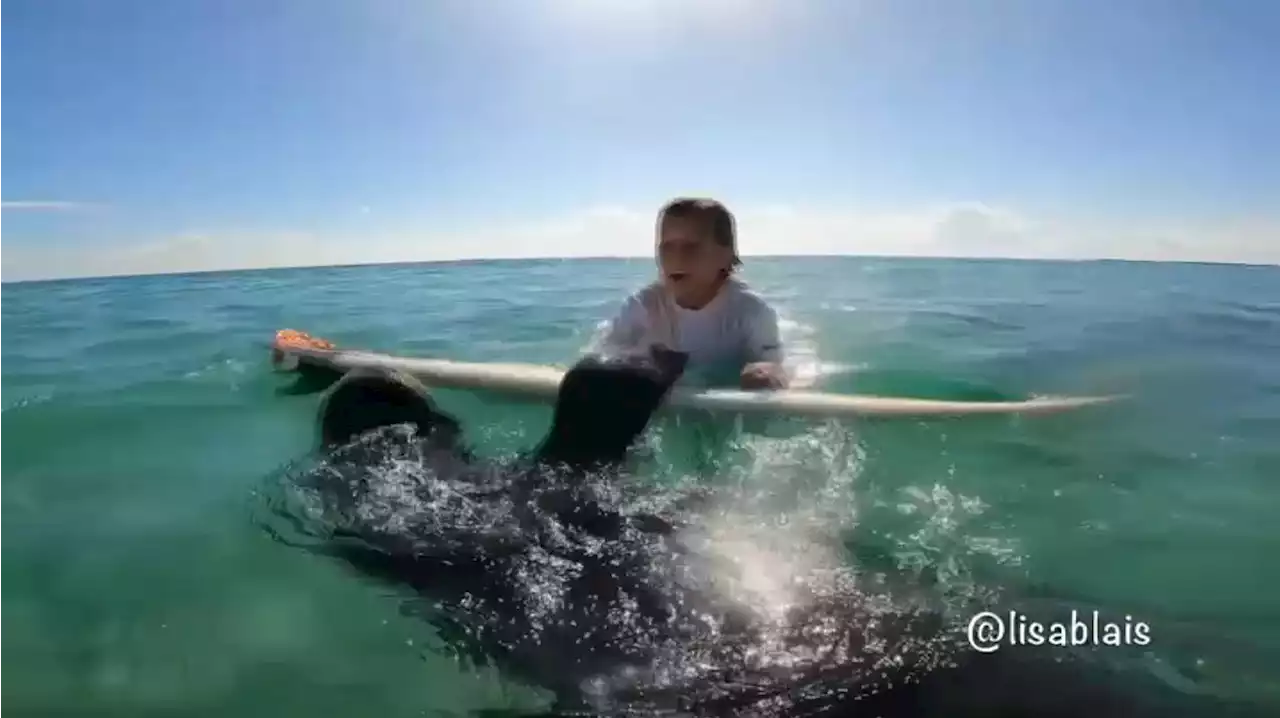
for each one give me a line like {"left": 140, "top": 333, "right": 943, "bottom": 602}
{"left": 597, "top": 197, "right": 788, "bottom": 390}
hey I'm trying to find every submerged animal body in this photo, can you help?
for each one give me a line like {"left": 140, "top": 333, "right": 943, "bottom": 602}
{"left": 283, "top": 431, "right": 957, "bottom": 715}
{"left": 261, "top": 356, "right": 1256, "bottom": 718}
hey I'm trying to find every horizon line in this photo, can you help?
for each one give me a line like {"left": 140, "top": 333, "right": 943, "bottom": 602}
{"left": 4, "top": 252, "right": 1276, "bottom": 286}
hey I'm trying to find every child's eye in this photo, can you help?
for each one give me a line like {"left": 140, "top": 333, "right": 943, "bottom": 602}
{"left": 661, "top": 241, "right": 703, "bottom": 258}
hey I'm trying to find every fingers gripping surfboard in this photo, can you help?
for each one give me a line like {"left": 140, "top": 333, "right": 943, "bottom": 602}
{"left": 269, "top": 329, "right": 1121, "bottom": 419}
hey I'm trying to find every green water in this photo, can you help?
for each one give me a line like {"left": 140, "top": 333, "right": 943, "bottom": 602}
{"left": 3, "top": 257, "right": 1279, "bottom": 716}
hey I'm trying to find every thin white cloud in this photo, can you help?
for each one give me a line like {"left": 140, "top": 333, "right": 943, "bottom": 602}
{"left": 1, "top": 200, "right": 103, "bottom": 212}
{"left": 2, "top": 202, "right": 1276, "bottom": 282}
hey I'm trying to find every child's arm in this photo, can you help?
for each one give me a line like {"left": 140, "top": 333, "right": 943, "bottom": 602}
{"left": 741, "top": 304, "right": 789, "bottom": 389}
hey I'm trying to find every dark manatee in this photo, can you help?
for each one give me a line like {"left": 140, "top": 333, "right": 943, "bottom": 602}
{"left": 260, "top": 354, "right": 1264, "bottom": 718}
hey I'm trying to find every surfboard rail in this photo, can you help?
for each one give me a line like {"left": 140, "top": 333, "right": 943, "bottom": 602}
{"left": 269, "top": 330, "right": 1121, "bottom": 419}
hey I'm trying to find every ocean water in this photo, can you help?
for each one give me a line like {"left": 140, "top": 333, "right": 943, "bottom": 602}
{"left": 3, "top": 256, "right": 1279, "bottom": 717}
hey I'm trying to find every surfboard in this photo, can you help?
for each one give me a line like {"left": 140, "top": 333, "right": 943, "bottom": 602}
{"left": 269, "top": 330, "right": 1120, "bottom": 419}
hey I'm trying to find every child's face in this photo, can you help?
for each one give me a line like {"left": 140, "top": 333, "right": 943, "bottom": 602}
{"left": 656, "top": 217, "right": 732, "bottom": 306}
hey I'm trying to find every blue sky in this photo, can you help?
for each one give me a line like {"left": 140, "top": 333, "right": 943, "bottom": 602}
{"left": 3, "top": 0, "right": 1277, "bottom": 279}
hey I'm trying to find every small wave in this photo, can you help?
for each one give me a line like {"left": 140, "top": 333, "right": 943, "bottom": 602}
{"left": 3, "top": 393, "right": 55, "bottom": 413}
{"left": 776, "top": 314, "right": 825, "bottom": 390}
{"left": 183, "top": 358, "right": 249, "bottom": 381}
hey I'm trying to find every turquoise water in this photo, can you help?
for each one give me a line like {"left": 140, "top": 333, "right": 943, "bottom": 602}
{"left": 3, "top": 256, "right": 1279, "bottom": 716}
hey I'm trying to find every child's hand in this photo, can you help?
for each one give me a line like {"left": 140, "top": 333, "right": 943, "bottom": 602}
{"left": 740, "top": 362, "right": 786, "bottom": 390}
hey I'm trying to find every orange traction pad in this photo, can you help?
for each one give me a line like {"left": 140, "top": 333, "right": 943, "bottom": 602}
{"left": 271, "top": 328, "right": 335, "bottom": 366}
{"left": 274, "top": 328, "right": 335, "bottom": 350}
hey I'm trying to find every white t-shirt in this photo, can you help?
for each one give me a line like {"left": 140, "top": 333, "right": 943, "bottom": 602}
{"left": 597, "top": 279, "right": 784, "bottom": 371}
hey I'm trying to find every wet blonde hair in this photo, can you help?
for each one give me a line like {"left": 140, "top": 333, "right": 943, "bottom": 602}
{"left": 656, "top": 197, "right": 742, "bottom": 272}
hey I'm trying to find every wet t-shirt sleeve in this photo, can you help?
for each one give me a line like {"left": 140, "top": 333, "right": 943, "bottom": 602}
{"left": 596, "top": 293, "right": 649, "bottom": 356}
{"left": 745, "top": 302, "right": 784, "bottom": 364}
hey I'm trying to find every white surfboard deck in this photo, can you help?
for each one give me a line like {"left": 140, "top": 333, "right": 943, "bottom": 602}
{"left": 274, "top": 345, "right": 1120, "bottom": 419}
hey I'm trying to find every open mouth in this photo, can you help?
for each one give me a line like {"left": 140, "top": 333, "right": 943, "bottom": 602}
{"left": 667, "top": 272, "right": 688, "bottom": 282}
